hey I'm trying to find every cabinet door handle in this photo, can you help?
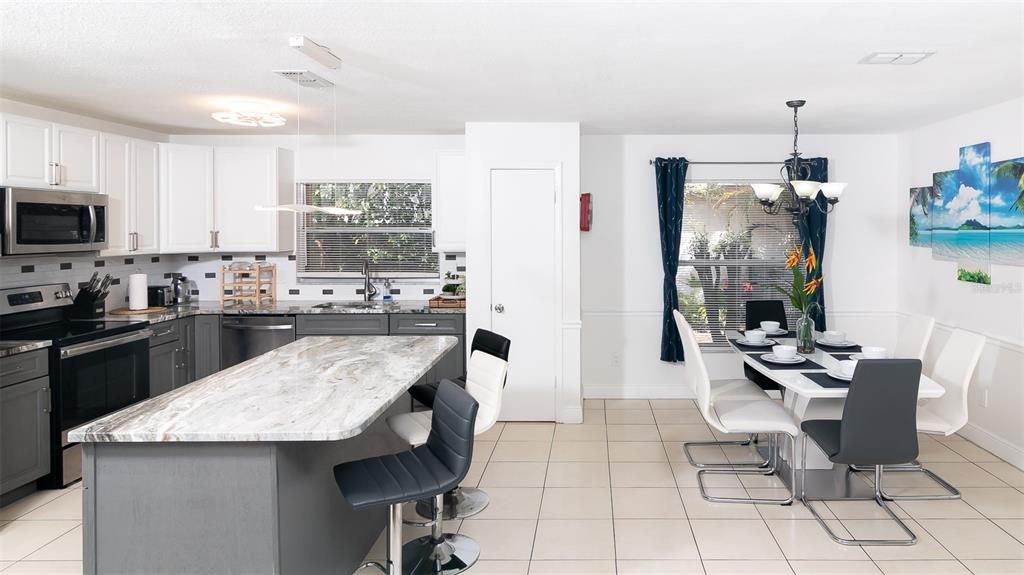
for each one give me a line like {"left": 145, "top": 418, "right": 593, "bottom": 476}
{"left": 47, "top": 162, "right": 58, "bottom": 186}
{"left": 154, "top": 328, "right": 174, "bottom": 337}
{"left": 42, "top": 387, "right": 51, "bottom": 414}
{"left": 414, "top": 323, "right": 438, "bottom": 327}
{"left": 215, "top": 230, "right": 220, "bottom": 248}
{"left": 56, "top": 162, "right": 62, "bottom": 185}
{"left": 210, "top": 230, "right": 216, "bottom": 249}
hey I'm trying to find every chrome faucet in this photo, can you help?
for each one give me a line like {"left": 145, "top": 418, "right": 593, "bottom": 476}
{"left": 361, "top": 260, "right": 378, "bottom": 301}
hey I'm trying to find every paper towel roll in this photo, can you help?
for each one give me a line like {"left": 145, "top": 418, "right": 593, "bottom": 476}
{"left": 128, "top": 274, "right": 148, "bottom": 310}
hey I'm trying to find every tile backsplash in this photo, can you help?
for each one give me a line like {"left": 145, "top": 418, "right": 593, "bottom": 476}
{"left": 2, "top": 251, "right": 466, "bottom": 306}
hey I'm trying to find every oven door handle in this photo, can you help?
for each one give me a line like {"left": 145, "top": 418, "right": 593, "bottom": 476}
{"left": 60, "top": 329, "right": 154, "bottom": 359}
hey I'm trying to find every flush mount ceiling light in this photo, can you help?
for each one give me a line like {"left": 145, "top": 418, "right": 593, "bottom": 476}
{"left": 289, "top": 35, "right": 342, "bottom": 69}
{"left": 861, "top": 51, "right": 934, "bottom": 65}
{"left": 211, "top": 101, "right": 286, "bottom": 128}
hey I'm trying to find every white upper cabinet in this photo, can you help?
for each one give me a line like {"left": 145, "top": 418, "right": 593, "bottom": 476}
{"left": 100, "top": 133, "right": 132, "bottom": 254}
{"left": 1, "top": 115, "right": 52, "bottom": 188}
{"left": 160, "top": 143, "right": 216, "bottom": 253}
{"left": 0, "top": 114, "right": 98, "bottom": 191}
{"left": 52, "top": 123, "right": 99, "bottom": 191}
{"left": 132, "top": 140, "right": 160, "bottom": 254}
{"left": 214, "top": 147, "right": 294, "bottom": 253}
{"left": 159, "top": 144, "right": 293, "bottom": 254}
{"left": 433, "top": 151, "right": 467, "bottom": 252}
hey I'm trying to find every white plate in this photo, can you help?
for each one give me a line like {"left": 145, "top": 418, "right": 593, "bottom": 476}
{"left": 762, "top": 328, "right": 789, "bottom": 336}
{"left": 826, "top": 369, "right": 853, "bottom": 381}
{"left": 816, "top": 339, "right": 858, "bottom": 348}
{"left": 736, "top": 338, "right": 777, "bottom": 347}
{"left": 848, "top": 353, "right": 864, "bottom": 360}
{"left": 761, "top": 353, "right": 805, "bottom": 365}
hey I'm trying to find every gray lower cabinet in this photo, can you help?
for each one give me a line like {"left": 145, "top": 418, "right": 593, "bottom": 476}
{"left": 148, "top": 319, "right": 187, "bottom": 398}
{"left": 295, "top": 314, "right": 389, "bottom": 337}
{"left": 389, "top": 314, "right": 466, "bottom": 381}
{"left": 0, "top": 375, "right": 51, "bottom": 495}
{"left": 192, "top": 315, "right": 221, "bottom": 380}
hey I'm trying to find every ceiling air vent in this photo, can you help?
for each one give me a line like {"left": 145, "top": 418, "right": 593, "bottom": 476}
{"left": 272, "top": 69, "right": 335, "bottom": 88}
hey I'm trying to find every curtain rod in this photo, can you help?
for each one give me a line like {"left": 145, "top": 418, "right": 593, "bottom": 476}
{"left": 648, "top": 160, "right": 785, "bottom": 165}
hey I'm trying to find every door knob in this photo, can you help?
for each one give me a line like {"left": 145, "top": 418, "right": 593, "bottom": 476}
{"left": 493, "top": 304, "right": 505, "bottom": 313}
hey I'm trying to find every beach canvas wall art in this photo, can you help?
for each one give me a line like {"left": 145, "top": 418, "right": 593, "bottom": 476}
{"left": 989, "top": 157, "right": 1024, "bottom": 266}
{"left": 955, "top": 143, "right": 991, "bottom": 284}
{"left": 930, "top": 170, "right": 960, "bottom": 261}
{"left": 909, "top": 186, "right": 935, "bottom": 247}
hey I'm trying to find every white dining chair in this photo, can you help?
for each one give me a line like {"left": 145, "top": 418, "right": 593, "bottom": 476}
{"left": 859, "top": 328, "right": 986, "bottom": 501}
{"left": 672, "top": 311, "right": 773, "bottom": 469}
{"left": 894, "top": 314, "right": 936, "bottom": 361}
{"left": 675, "top": 310, "right": 799, "bottom": 504}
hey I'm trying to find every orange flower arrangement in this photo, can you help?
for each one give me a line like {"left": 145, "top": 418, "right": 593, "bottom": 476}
{"left": 776, "top": 243, "right": 823, "bottom": 314}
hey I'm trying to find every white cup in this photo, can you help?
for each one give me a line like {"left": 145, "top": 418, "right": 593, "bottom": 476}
{"left": 745, "top": 329, "right": 767, "bottom": 343}
{"left": 861, "top": 346, "right": 887, "bottom": 359}
{"left": 772, "top": 345, "right": 797, "bottom": 360}
{"left": 823, "top": 330, "right": 846, "bottom": 344}
{"left": 760, "top": 321, "right": 781, "bottom": 333}
{"left": 839, "top": 359, "right": 859, "bottom": 377}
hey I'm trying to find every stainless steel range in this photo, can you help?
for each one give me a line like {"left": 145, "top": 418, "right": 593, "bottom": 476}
{"left": 0, "top": 284, "right": 151, "bottom": 487}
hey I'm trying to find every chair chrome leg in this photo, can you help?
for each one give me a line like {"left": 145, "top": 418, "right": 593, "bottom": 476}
{"left": 402, "top": 493, "right": 479, "bottom": 575}
{"left": 415, "top": 486, "right": 490, "bottom": 521}
{"left": 801, "top": 456, "right": 917, "bottom": 546}
{"left": 848, "top": 461, "right": 961, "bottom": 501}
{"left": 683, "top": 433, "right": 771, "bottom": 469}
{"left": 696, "top": 433, "right": 794, "bottom": 505}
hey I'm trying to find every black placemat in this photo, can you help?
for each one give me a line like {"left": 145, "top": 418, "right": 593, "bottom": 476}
{"left": 739, "top": 329, "right": 795, "bottom": 339}
{"left": 815, "top": 342, "right": 862, "bottom": 353}
{"left": 804, "top": 371, "right": 851, "bottom": 389}
{"left": 728, "top": 338, "right": 779, "bottom": 352}
{"left": 831, "top": 353, "right": 855, "bottom": 361}
{"left": 750, "top": 354, "right": 826, "bottom": 371}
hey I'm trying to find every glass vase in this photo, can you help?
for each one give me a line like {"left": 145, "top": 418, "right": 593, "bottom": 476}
{"left": 796, "top": 312, "right": 815, "bottom": 354}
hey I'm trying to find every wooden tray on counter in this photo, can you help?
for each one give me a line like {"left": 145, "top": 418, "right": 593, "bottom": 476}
{"left": 428, "top": 296, "right": 465, "bottom": 309}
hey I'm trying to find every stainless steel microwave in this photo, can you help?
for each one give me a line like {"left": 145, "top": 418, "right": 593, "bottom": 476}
{"left": 2, "top": 187, "right": 108, "bottom": 255}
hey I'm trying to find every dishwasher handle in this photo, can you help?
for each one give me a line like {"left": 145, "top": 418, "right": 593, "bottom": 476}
{"left": 221, "top": 322, "right": 294, "bottom": 331}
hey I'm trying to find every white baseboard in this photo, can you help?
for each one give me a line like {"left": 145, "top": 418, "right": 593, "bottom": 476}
{"left": 584, "top": 385, "right": 696, "bottom": 400}
{"left": 958, "top": 422, "right": 1024, "bottom": 470}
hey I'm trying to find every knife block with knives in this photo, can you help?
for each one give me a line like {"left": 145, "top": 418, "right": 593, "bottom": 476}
{"left": 71, "top": 272, "right": 112, "bottom": 319}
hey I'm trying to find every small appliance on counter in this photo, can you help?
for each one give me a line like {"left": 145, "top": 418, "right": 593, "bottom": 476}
{"left": 171, "top": 275, "right": 193, "bottom": 305}
{"left": 148, "top": 285, "right": 173, "bottom": 307}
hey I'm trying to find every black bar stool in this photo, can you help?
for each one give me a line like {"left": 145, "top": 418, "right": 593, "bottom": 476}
{"left": 800, "top": 359, "right": 922, "bottom": 546}
{"left": 334, "top": 381, "right": 480, "bottom": 575}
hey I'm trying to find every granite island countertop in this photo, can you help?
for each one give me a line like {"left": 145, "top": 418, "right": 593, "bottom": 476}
{"left": 104, "top": 299, "right": 464, "bottom": 324}
{"left": 0, "top": 340, "right": 52, "bottom": 359}
{"left": 67, "top": 335, "right": 457, "bottom": 443}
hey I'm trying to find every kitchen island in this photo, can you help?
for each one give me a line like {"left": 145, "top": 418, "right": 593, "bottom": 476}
{"left": 69, "top": 335, "right": 458, "bottom": 575}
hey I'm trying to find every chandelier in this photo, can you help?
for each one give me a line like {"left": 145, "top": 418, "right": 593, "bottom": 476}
{"left": 750, "top": 100, "right": 847, "bottom": 216}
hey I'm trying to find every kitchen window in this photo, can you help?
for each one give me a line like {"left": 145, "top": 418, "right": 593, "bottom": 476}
{"left": 296, "top": 182, "right": 439, "bottom": 279}
{"left": 677, "top": 182, "right": 800, "bottom": 347}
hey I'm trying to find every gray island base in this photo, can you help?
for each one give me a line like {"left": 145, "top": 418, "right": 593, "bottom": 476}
{"left": 69, "top": 335, "right": 458, "bottom": 575}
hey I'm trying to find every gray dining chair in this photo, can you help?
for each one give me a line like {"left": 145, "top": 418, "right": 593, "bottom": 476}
{"left": 801, "top": 359, "right": 922, "bottom": 546}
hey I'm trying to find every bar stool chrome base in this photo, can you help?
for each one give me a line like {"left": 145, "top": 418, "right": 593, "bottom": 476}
{"left": 847, "top": 461, "right": 960, "bottom": 501}
{"left": 402, "top": 534, "right": 479, "bottom": 575}
{"left": 696, "top": 433, "right": 795, "bottom": 505}
{"left": 415, "top": 487, "right": 490, "bottom": 521}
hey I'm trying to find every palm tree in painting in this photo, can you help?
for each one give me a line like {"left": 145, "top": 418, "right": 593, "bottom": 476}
{"left": 993, "top": 161, "right": 1024, "bottom": 212}
{"left": 910, "top": 186, "right": 939, "bottom": 215}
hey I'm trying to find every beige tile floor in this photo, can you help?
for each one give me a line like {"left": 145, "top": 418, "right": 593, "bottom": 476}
{"left": 2, "top": 399, "right": 1022, "bottom": 574}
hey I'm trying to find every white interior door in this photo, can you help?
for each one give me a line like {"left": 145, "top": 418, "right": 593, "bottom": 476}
{"left": 490, "top": 168, "right": 557, "bottom": 421}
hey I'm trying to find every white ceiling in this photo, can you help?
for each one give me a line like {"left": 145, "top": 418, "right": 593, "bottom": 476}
{"left": 2, "top": 1, "right": 1022, "bottom": 135}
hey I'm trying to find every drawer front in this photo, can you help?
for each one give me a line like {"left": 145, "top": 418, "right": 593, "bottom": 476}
{"left": 389, "top": 314, "right": 465, "bottom": 336}
{"left": 295, "top": 314, "right": 389, "bottom": 336}
{"left": 0, "top": 349, "right": 49, "bottom": 388}
{"left": 148, "top": 319, "right": 181, "bottom": 348}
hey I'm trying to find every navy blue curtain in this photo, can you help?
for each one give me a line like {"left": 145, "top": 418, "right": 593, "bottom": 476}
{"left": 655, "top": 157, "right": 688, "bottom": 362}
{"left": 785, "top": 157, "right": 828, "bottom": 331}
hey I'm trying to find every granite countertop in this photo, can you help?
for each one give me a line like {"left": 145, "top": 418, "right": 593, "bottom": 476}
{"left": 0, "top": 340, "right": 52, "bottom": 359}
{"left": 68, "top": 335, "right": 457, "bottom": 443}
{"left": 105, "top": 299, "right": 465, "bottom": 323}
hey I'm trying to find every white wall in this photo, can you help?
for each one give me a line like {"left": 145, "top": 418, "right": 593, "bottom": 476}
{"left": 465, "top": 123, "right": 582, "bottom": 423}
{"left": 580, "top": 134, "right": 903, "bottom": 398}
{"left": 896, "top": 97, "right": 1024, "bottom": 467}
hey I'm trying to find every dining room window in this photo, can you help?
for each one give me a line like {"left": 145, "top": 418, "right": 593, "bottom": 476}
{"left": 295, "top": 182, "right": 439, "bottom": 279}
{"left": 677, "top": 182, "right": 802, "bottom": 347}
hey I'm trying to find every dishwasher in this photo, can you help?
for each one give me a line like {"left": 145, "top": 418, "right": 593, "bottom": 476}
{"left": 220, "top": 316, "right": 296, "bottom": 369}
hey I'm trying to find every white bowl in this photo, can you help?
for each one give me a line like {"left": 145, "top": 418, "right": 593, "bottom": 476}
{"left": 838, "top": 359, "right": 859, "bottom": 377}
{"left": 861, "top": 346, "right": 887, "bottom": 359}
{"left": 760, "top": 321, "right": 781, "bottom": 333}
{"left": 745, "top": 329, "right": 767, "bottom": 343}
{"left": 772, "top": 344, "right": 797, "bottom": 360}
{"left": 823, "top": 330, "right": 846, "bottom": 344}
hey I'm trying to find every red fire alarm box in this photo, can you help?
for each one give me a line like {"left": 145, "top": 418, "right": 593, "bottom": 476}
{"left": 580, "top": 193, "right": 592, "bottom": 231}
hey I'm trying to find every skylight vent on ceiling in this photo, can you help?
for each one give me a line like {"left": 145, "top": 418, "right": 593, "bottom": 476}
{"left": 272, "top": 69, "right": 335, "bottom": 88}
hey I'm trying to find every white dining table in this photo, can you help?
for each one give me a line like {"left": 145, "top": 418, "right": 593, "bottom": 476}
{"left": 727, "top": 330, "right": 945, "bottom": 480}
